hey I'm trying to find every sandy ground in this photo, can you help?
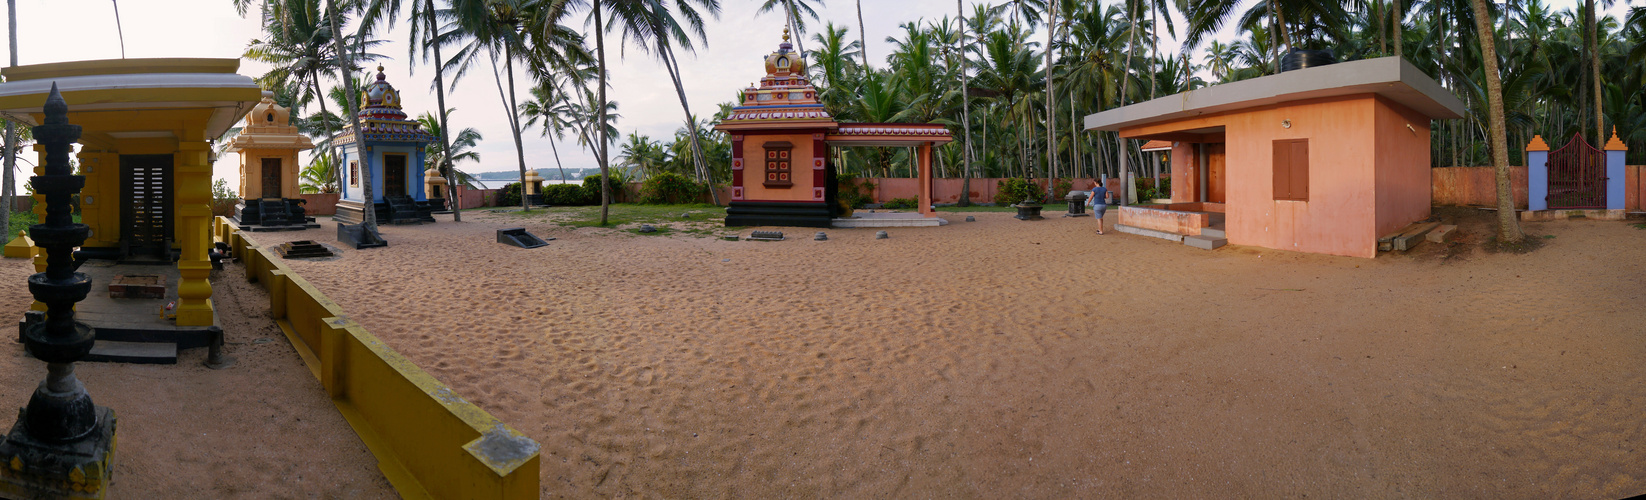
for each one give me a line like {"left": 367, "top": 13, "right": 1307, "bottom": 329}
{"left": 245, "top": 207, "right": 1644, "bottom": 498}
{"left": 0, "top": 257, "right": 393, "bottom": 497}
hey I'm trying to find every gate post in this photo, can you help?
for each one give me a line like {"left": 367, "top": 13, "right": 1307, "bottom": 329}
{"left": 1526, "top": 135, "right": 1549, "bottom": 212}
{"left": 1604, "top": 128, "right": 1627, "bottom": 211}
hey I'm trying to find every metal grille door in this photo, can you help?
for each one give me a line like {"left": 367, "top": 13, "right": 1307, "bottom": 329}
{"left": 1547, "top": 134, "right": 1607, "bottom": 209}
{"left": 120, "top": 154, "right": 174, "bottom": 258}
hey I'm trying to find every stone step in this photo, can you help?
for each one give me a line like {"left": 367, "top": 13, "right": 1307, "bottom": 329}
{"left": 83, "top": 340, "right": 177, "bottom": 364}
{"left": 1200, "top": 226, "right": 1226, "bottom": 238}
{"left": 1183, "top": 234, "right": 1228, "bottom": 250}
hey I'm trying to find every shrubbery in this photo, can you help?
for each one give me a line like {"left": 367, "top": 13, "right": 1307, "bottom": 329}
{"left": 582, "top": 174, "right": 623, "bottom": 203}
{"left": 994, "top": 178, "right": 1046, "bottom": 205}
{"left": 497, "top": 182, "right": 522, "bottom": 207}
{"left": 639, "top": 172, "right": 705, "bottom": 204}
{"left": 882, "top": 197, "right": 918, "bottom": 209}
{"left": 211, "top": 179, "right": 238, "bottom": 217}
{"left": 837, "top": 173, "right": 875, "bottom": 209}
{"left": 543, "top": 183, "right": 593, "bottom": 205}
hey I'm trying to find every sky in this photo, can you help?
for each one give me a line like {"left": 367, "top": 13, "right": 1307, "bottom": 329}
{"left": 0, "top": 0, "right": 1627, "bottom": 192}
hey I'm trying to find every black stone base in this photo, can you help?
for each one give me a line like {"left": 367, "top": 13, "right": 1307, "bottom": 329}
{"left": 336, "top": 198, "right": 436, "bottom": 225}
{"left": 725, "top": 201, "right": 834, "bottom": 228}
{"left": 337, "top": 223, "right": 387, "bottom": 249}
{"left": 1013, "top": 204, "right": 1045, "bottom": 220}
{"left": 0, "top": 405, "right": 115, "bottom": 498}
{"left": 233, "top": 198, "right": 316, "bottom": 230}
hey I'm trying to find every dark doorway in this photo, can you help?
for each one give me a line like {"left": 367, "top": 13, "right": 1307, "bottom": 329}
{"left": 261, "top": 157, "right": 282, "bottom": 198}
{"left": 384, "top": 154, "right": 407, "bottom": 197}
{"left": 119, "top": 154, "right": 174, "bottom": 259}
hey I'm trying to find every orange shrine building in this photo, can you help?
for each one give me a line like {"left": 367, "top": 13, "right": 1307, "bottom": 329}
{"left": 715, "top": 30, "right": 952, "bottom": 228}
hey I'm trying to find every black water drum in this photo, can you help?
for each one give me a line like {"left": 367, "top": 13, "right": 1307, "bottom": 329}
{"left": 1280, "top": 49, "right": 1337, "bottom": 72}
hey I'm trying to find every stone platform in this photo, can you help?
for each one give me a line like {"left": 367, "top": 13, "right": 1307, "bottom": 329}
{"left": 29, "top": 260, "right": 217, "bottom": 364}
{"left": 832, "top": 212, "right": 948, "bottom": 228}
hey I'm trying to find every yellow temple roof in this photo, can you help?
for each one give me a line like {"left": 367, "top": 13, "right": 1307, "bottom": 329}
{"left": 0, "top": 57, "right": 262, "bottom": 139}
{"left": 225, "top": 93, "right": 315, "bottom": 152}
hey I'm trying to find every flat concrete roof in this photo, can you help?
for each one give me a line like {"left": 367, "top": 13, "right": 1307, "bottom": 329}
{"left": 1084, "top": 57, "right": 1466, "bottom": 132}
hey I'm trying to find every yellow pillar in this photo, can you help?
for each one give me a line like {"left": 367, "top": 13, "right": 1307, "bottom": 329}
{"left": 28, "top": 144, "right": 46, "bottom": 311}
{"left": 174, "top": 138, "right": 214, "bottom": 326}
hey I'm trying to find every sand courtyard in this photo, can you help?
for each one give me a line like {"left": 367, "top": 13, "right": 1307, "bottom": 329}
{"left": 4, "top": 207, "right": 1641, "bottom": 497}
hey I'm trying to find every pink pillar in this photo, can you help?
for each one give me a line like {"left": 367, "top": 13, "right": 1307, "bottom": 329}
{"left": 919, "top": 142, "right": 935, "bottom": 217}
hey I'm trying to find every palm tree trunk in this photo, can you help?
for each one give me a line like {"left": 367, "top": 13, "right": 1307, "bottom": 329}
{"left": 1046, "top": 5, "right": 1057, "bottom": 185}
{"left": 326, "top": 0, "right": 376, "bottom": 229}
{"left": 1392, "top": 0, "right": 1402, "bottom": 57}
{"left": 310, "top": 76, "right": 345, "bottom": 193}
{"left": 785, "top": 1, "right": 808, "bottom": 59}
{"left": 957, "top": 0, "right": 971, "bottom": 206}
{"left": 1, "top": 0, "right": 15, "bottom": 230}
{"left": 594, "top": 0, "right": 612, "bottom": 225}
{"left": 1587, "top": 0, "right": 1602, "bottom": 144}
{"left": 548, "top": 136, "right": 569, "bottom": 187}
{"left": 856, "top": 0, "right": 869, "bottom": 70}
{"left": 1149, "top": 0, "right": 1158, "bottom": 99}
{"left": 1119, "top": 0, "right": 1136, "bottom": 192}
{"left": 1472, "top": 0, "right": 1524, "bottom": 243}
{"left": 658, "top": 40, "right": 720, "bottom": 204}
{"left": 499, "top": 46, "right": 530, "bottom": 211}
{"left": 425, "top": 0, "right": 460, "bottom": 221}
{"left": 1269, "top": 0, "right": 1280, "bottom": 73}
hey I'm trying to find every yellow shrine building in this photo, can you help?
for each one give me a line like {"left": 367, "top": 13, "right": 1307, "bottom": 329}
{"left": 225, "top": 93, "right": 318, "bottom": 229}
{"left": 0, "top": 58, "right": 264, "bottom": 328}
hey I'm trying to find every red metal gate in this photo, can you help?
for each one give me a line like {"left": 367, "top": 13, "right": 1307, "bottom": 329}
{"left": 1547, "top": 134, "right": 1607, "bottom": 209}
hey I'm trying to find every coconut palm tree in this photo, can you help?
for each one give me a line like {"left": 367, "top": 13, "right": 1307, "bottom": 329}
{"left": 244, "top": 0, "right": 367, "bottom": 191}
{"left": 415, "top": 109, "right": 483, "bottom": 185}
{"left": 756, "top": 0, "right": 823, "bottom": 58}
{"left": 1471, "top": 0, "right": 1525, "bottom": 243}
{"left": 520, "top": 81, "right": 578, "bottom": 184}
{"left": 300, "top": 151, "right": 339, "bottom": 193}
{"left": 441, "top": 0, "right": 547, "bottom": 211}
{"left": 609, "top": 0, "right": 723, "bottom": 202}
{"left": 2, "top": 0, "right": 17, "bottom": 228}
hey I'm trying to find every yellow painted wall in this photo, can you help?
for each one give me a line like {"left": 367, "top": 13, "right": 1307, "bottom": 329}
{"left": 742, "top": 133, "right": 817, "bottom": 202}
{"left": 215, "top": 217, "right": 541, "bottom": 499}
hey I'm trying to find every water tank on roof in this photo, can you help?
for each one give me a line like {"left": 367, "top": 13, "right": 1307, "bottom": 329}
{"left": 1280, "top": 49, "right": 1337, "bottom": 72}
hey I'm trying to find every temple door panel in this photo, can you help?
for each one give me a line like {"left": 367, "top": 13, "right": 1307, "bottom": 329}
{"left": 261, "top": 157, "right": 282, "bottom": 199}
{"left": 119, "top": 154, "right": 174, "bottom": 258}
{"left": 384, "top": 154, "right": 407, "bottom": 197}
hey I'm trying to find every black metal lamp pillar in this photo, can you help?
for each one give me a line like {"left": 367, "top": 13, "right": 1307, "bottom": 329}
{"left": 0, "top": 84, "right": 116, "bottom": 498}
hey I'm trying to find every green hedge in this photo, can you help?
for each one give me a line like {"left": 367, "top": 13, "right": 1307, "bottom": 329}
{"left": 638, "top": 172, "right": 705, "bottom": 204}
{"left": 543, "top": 184, "right": 593, "bottom": 205}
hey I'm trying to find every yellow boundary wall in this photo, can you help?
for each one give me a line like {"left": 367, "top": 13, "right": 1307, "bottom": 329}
{"left": 213, "top": 217, "right": 540, "bottom": 499}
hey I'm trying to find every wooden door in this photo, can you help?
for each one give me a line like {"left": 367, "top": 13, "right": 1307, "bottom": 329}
{"left": 1207, "top": 143, "right": 1227, "bottom": 203}
{"left": 261, "top": 157, "right": 282, "bottom": 199}
{"left": 384, "top": 154, "right": 407, "bottom": 197}
{"left": 119, "top": 154, "right": 174, "bottom": 258}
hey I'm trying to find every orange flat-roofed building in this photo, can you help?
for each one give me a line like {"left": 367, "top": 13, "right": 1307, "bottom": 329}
{"left": 1085, "top": 57, "right": 1466, "bottom": 258}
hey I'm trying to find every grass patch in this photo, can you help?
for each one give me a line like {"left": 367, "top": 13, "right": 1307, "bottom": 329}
{"left": 553, "top": 203, "right": 726, "bottom": 228}
{"left": 7, "top": 211, "right": 79, "bottom": 237}
{"left": 1632, "top": 222, "right": 1646, "bottom": 230}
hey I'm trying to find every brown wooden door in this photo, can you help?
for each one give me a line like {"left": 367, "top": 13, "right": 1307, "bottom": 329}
{"left": 261, "top": 157, "right": 282, "bottom": 198}
{"left": 384, "top": 154, "right": 407, "bottom": 197}
{"left": 119, "top": 154, "right": 174, "bottom": 258}
{"left": 1207, "top": 143, "right": 1227, "bottom": 203}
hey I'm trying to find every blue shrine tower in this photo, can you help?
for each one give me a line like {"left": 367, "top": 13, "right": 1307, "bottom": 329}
{"left": 334, "top": 65, "right": 440, "bottom": 225}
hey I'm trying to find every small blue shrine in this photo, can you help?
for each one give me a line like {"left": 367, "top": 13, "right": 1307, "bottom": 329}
{"left": 334, "top": 65, "right": 440, "bottom": 225}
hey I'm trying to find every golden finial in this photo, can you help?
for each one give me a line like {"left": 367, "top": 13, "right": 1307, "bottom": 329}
{"left": 782, "top": 26, "right": 790, "bottom": 43}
